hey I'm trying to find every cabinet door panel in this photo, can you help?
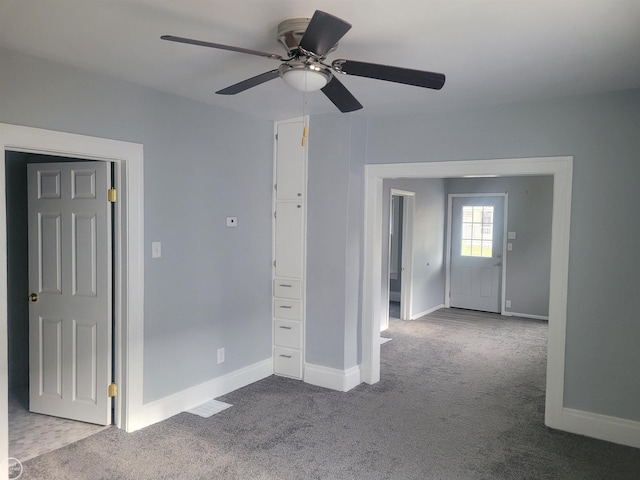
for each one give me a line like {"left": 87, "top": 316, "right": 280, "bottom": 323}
{"left": 274, "top": 319, "right": 302, "bottom": 349}
{"left": 275, "top": 203, "right": 303, "bottom": 278}
{"left": 274, "top": 300, "right": 302, "bottom": 320}
{"left": 273, "top": 279, "right": 302, "bottom": 299}
{"left": 275, "top": 122, "right": 305, "bottom": 201}
{"left": 274, "top": 347, "right": 302, "bottom": 378}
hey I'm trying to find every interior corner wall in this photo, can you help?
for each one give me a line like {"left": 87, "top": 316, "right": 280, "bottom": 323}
{"left": 4, "top": 152, "right": 29, "bottom": 389}
{"left": 381, "top": 179, "right": 446, "bottom": 318}
{"left": 366, "top": 89, "right": 640, "bottom": 423}
{"left": 0, "top": 47, "right": 275, "bottom": 403}
{"left": 345, "top": 116, "right": 367, "bottom": 367}
{"left": 306, "top": 114, "right": 366, "bottom": 371}
{"left": 446, "top": 176, "right": 553, "bottom": 318}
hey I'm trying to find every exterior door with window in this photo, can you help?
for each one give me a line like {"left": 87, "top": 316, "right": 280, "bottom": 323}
{"left": 450, "top": 195, "right": 504, "bottom": 313}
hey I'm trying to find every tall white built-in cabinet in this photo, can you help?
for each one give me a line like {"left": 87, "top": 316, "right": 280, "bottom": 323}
{"left": 272, "top": 119, "right": 307, "bottom": 380}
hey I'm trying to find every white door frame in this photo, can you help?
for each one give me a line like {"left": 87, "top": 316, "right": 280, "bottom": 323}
{"left": 1, "top": 124, "right": 145, "bottom": 463}
{"left": 362, "top": 157, "right": 573, "bottom": 433}
{"left": 387, "top": 189, "right": 414, "bottom": 324}
{"left": 445, "top": 193, "right": 508, "bottom": 313}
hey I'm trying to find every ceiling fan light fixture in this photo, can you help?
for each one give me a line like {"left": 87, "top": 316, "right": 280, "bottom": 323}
{"left": 280, "top": 64, "right": 332, "bottom": 92}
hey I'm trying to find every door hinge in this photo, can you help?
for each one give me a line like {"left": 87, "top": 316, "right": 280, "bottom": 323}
{"left": 108, "top": 188, "right": 117, "bottom": 203}
{"left": 273, "top": 260, "right": 276, "bottom": 268}
{"left": 274, "top": 183, "right": 277, "bottom": 191}
{"left": 275, "top": 133, "right": 278, "bottom": 141}
{"left": 108, "top": 382, "right": 118, "bottom": 397}
{"left": 274, "top": 211, "right": 277, "bottom": 218}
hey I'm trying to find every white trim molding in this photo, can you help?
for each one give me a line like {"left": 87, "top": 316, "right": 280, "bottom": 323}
{"left": 305, "top": 364, "right": 361, "bottom": 392}
{"left": 138, "top": 359, "right": 273, "bottom": 430}
{"left": 503, "top": 312, "right": 549, "bottom": 321}
{"left": 411, "top": 304, "right": 445, "bottom": 321}
{"left": 559, "top": 408, "right": 640, "bottom": 449}
{"left": 361, "top": 156, "right": 573, "bottom": 440}
{"left": 0, "top": 123, "right": 145, "bottom": 467}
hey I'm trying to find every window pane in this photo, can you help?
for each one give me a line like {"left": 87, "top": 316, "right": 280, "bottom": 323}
{"left": 460, "top": 204, "right": 495, "bottom": 258}
{"left": 461, "top": 239, "right": 472, "bottom": 256}
{"left": 471, "top": 240, "right": 482, "bottom": 256}
{"left": 472, "top": 207, "right": 483, "bottom": 223}
{"left": 463, "top": 207, "right": 473, "bottom": 223}
{"left": 483, "top": 208, "right": 494, "bottom": 224}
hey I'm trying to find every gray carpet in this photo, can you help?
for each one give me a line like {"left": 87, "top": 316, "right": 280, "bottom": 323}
{"left": 20, "top": 309, "right": 640, "bottom": 479}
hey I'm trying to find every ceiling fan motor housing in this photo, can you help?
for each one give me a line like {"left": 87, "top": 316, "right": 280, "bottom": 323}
{"left": 277, "top": 17, "right": 338, "bottom": 57}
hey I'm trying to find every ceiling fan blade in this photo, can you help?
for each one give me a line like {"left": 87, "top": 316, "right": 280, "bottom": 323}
{"left": 321, "top": 76, "right": 363, "bottom": 113}
{"left": 161, "top": 35, "right": 282, "bottom": 60}
{"left": 335, "top": 60, "right": 445, "bottom": 90}
{"left": 299, "top": 10, "right": 352, "bottom": 57}
{"left": 216, "top": 69, "right": 280, "bottom": 95}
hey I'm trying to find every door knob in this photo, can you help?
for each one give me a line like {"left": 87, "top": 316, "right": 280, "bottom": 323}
{"left": 28, "top": 293, "right": 39, "bottom": 302}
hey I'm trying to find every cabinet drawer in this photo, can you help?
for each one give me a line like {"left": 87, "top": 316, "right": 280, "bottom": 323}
{"left": 274, "top": 347, "right": 302, "bottom": 379}
{"left": 274, "top": 319, "right": 302, "bottom": 349}
{"left": 273, "top": 279, "right": 302, "bottom": 299}
{"left": 274, "top": 299, "right": 302, "bottom": 320}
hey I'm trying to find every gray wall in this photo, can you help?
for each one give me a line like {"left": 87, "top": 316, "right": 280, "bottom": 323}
{"left": 366, "top": 90, "right": 640, "bottom": 422}
{"left": 306, "top": 114, "right": 366, "bottom": 370}
{"left": 0, "top": 48, "right": 274, "bottom": 403}
{"left": 446, "top": 176, "right": 553, "bottom": 317}
{"left": 381, "top": 179, "right": 446, "bottom": 318}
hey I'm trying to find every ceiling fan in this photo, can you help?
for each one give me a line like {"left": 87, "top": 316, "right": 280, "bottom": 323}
{"left": 161, "top": 10, "right": 445, "bottom": 113}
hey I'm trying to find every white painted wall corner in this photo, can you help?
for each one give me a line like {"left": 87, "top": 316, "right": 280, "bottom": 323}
{"left": 304, "top": 364, "right": 361, "bottom": 392}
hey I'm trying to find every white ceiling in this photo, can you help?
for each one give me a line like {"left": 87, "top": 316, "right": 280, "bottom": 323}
{"left": 1, "top": 0, "right": 639, "bottom": 121}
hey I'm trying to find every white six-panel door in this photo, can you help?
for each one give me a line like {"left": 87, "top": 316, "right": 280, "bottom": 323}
{"left": 450, "top": 195, "right": 505, "bottom": 313}
{"left": 28, "top": 162, "right": 112, "bottom": 425}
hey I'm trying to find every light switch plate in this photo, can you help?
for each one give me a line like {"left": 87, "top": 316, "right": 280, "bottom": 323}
{"left": 226, "top": 217, "right": 238, "bottom": 228}
{"left": 151, "top": 241, "right": 161, "bottom": 258}
{"left": 508, "top": 231, "right": 517, "bottom": 240}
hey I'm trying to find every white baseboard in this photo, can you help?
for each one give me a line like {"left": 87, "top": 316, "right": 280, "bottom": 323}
{"left": 411, "top": 304, "right": 444, "bottom": 320}
{"left": 304, "top": 363, "right": 361, "bottom": 392}
{"left": 548, "top": 407, "right": 640, "bottom": 449}
{"left": 136, "top": 358, "right": 272, "bottom": 430}
{"left": 503, "top": 311, "right": 549, "bottom": 321}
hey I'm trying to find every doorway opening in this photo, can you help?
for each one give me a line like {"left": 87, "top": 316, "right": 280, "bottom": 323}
{"left": 361, "top": 157, "right": 573, "bottom": 433}
{"left": 385, "top": 189, "right": 415, "bottom": 330}
{"left": 1, "top": 123, "right": 145, "bottom": 464}
{"left": 6, "top": 154, "right": 115, "bottom": 459}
